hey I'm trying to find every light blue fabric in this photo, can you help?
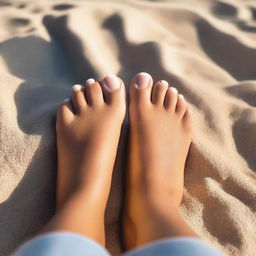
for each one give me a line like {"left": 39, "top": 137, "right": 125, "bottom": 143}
{"left": 14, "top": 232, "right": 224, "bottom": 256}
{"left": 123, "top": 237, "right": 224, "bottom": 256}
{"left": 13, "top": 232, "right": 110, "bottom": 256}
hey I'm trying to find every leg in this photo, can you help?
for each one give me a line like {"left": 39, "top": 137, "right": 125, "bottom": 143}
{"left": 123, "top": 72, "right": 198, "bottom": 250}
{"left": 42, "top": 75, "right": 126, "bottom": 245}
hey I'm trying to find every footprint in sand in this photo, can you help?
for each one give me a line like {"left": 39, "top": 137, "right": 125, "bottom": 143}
{"left": 226, "top": 82, "right": 256, "bottom": 108}
{"left": 10, "top": 18, "right": 30, "bottom": 27}
{"left": 212, "top": 0, "right": 237, "bottom": 17}
{"left": 52, "top": 4, "right": 75, "bottom": 11}
{"left": 250, "top": 7, "right": 256, "bottom": 20}
{"left": 17, "top": 3, "right": 26, "bottom": 9}
{"left": 0, "top": 0, "right": 11, "bottom": 7}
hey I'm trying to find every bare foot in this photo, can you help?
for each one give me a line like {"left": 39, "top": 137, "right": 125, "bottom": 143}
{"left": 55, "top": 75, "right": 126, "bottom": 244}
{"left": 123, "top": 72, "right": 195, "bottom": 250}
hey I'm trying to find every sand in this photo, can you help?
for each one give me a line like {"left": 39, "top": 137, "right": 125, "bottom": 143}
{"left": 0, "top": 0, "right": 256, "bottom": 255}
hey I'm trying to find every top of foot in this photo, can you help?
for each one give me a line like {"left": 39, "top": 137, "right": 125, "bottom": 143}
{"left": 124, "top": 72, "right": 193, "bottom": 250}
{"left": 56, "top": 75, "right": 126, "bottom": 244}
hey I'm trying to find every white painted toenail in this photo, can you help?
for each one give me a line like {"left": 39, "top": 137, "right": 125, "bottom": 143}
{"left": 135, "top": 72, "right": 152, "bottom": 89}
{"left": 170, "top": 87, "right": 178, "bottom": 93}
{"left": 179, "top": 94, "right": 184, "bottom": 99}
{"left": 72, "top": 84, "right": 82, "bottom": 92}
{"left": 63, "top": 98, "right": 70, "bottom": 102}
{"left": 160, "top": 80, "right": 168, "bottom": 86}
{"left": 86, "top": 78, "right": 95, "bottom": 85}
{"left": 102, "top": 75, "right": 120, "bottom": 90}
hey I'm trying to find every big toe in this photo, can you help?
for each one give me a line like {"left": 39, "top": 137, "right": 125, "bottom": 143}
{"left": 101, "top": 75, "right": 126, "bottom": 105}
{"left": 129, "top": 72, "right": 153, "bottom": 106}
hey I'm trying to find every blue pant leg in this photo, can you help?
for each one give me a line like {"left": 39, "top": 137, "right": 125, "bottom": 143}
{"left": 13, "top": 232, "right": 110, "bottom": 256}
{"left": 122, "top": 237, "right": 224, "bottom": 256}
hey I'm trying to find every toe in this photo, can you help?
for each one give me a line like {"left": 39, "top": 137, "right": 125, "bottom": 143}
{"left": 164, "top": 87, "right": 178, "bottom": 111}
{"left": 129, "top": 72, "right": 153, "bottom": 106}
{"left": 183, "top": 108, "right": 193, "bottom": 131}
{"left": 84, "top": 78, "right": 104, "bottom": 106}
{"left": 101, "top": 75, "right": 125, "bottom": 105}
{"left": 175, "top": 94, "right": 187, "bottom": 117}
{"left": 151, "top": 80, "right": 169, "bottom": 105}
{"left": 72, "top": 84, "right": 87, "bottom": 114}
{"left": 57, "top": 98, "right": 74, "bottom": 127}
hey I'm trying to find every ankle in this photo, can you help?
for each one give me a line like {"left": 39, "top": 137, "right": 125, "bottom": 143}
{"left": 146, "top": 199, "right": 181, "bottom": 218}
{"left": 137, "top": 184, "right": 182, "bottom": 209}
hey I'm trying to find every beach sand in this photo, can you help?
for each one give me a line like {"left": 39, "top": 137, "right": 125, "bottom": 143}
{"left": 0, "top": 0, "right": 256, "bottom": 255}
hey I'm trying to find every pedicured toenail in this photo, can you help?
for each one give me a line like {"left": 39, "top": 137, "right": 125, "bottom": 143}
{"left": 63, "top": 98, "right": 70, "bottom": 103}
{"left": 102, "top": 75, "right": 120, "bottom": 90}
{"left": 72, "top": 84, "right": 82, "bottom": 92}
{"left": 170, "top": 87, "right": 178, "bottom": 93}
{"left": 135, "top": 72, "right": 151, "bottom": 89}
{"left": 86, "top": 78, "right": 95, "bottom": 85}
{"left": 160, "top": 80, "right": 168, "bottom": 86}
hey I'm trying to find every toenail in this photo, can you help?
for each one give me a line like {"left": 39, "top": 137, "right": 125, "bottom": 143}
{"left": 179, "top": 94, "right": 184, "bottom": 99}
{"left": 134, "top": 72, "right": 152, "bottom": 89}
{"left": 102, "top": 75, "right": 120, "bottom": 90}
{"left": 63, "top": 98, "right": 70, "bottom": 102}
{"left": 86, "top": 78, "right": 95, "bottom": 85}
{"left": 72, "top": 84, "right": 82, "bottom": 92}
{"left": 170, "top": 87, "right": 178, "bottom": 93}
{"left": 160, "top": 80, "right": 168, "bottom": 86}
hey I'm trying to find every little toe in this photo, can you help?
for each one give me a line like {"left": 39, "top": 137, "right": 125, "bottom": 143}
{"left": 57, "top": 98, "right": 74, "bottom": 127}
{"left": 164, "top": 87, "right": 178, "bottom": 111}
{"left": 175, "top": 94, "right": 187, "bottom": 117}
{"left": 183, "top": 108, "right": 193, "bottom": 131}
{"left": 129, "top": 72, "right": 153, "bottom": 106}
{"left": 72, "top": 84, "right": 87, "bottom": 114}
{"left": 84, "top": 78, "right": 104, "bottom": 106}
{"left": 101, "top": 75, "right": 125, "bottom": 105}
{"left": 151, "top": 80, "right": 169, "bottom": 105}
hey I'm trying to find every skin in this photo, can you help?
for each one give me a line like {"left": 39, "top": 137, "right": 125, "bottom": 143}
{"left": 42, "top": 75, "right": 126, "bottom": 245}
{"left": 41, "top": 72, "right": 198, "bottom": 252}
{"left": 123, "top": 73, "right": 198, "bottom": 250}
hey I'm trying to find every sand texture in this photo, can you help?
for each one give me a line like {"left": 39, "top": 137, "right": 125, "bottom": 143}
{"left": 0, "top": 0, "right": 256, "bottom": 255}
